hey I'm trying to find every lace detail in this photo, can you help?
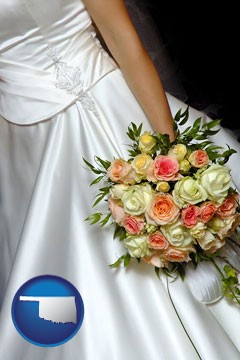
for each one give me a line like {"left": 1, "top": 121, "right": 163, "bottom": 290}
{"left": 47, "top": 47, "right": 99, "bottom": 117}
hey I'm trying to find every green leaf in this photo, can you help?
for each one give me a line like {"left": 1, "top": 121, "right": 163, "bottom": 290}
{"left": 109, "top": 257, "right": 124, "bottom": 268}
{"left": 94, "top": 156, "right": 111, "bottom": 170}
{"left": 109, "top": 253, "right": 131, "bottom": 268}
{"left": 100, "top": 213, "right": 111, "bottom": 227}
{"left": 202, "top": 119, "right": 221, "bottom": 129}
{"left": 84, "top": 212, "right": 102, "bottom": 224}
{"left": 82, "top": 157, "right": 102, "bottom": 174}
{"left": 124, "top": 253, "right": 131, "bottom": 267}
{"left": 93, "top": 192, "right": 107, "bottom": 207}
{"left": 90, "top": 175, "right": 104, "bottom": 186}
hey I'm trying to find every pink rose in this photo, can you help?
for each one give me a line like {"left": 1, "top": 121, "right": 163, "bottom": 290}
{"left": 146, "top": 193, "right": 180, "bottom": 225}
{"left": 188, "top": 150, "right": 209, "bottom": 168}
{"left": 107, "top": 159, "right": 132, "bottom": 183}
{"left": 216, "top": 193, "right": 239, "bottom": 219}
{"left": 163, "top": 246, "right": 192, "bottom": 263}
{"left": 198, "top": 201, "right": 217, "bottom": 223}
{"left": 146, "top": 155, "right": 179, "bottom": 182}
{"left": 108, "top": 197, "right": 126, "bottom": 224}
{"left": 181, "top": 205, "right": 200, "bottom": 228}
{"left": 148, "top": 231, "right": 169, "bottom": 250}
{"left": 123, "top": 215, "right": 145, "bottom": 235}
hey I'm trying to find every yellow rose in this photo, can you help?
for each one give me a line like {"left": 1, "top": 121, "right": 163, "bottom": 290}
{"left": 156, "top": 181, "right": 170, "bottom": 193}
{"left": 138, "top": 132, "right": 157, "bottom": 154}
{"left": 131, "top": 154, "right": 153, "bottom": 177}
{"left": 168, "top": 144, "right": 187, "bottom": 161}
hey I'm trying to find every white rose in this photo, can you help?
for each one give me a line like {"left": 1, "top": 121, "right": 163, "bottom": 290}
{"left": 122, "top": 183, "right": 153, "bottom": 215}
{"left": 197, "top": 164, "right": 232, "bottom": 204}
{"left": 172, "top": 176, "right": 208, "bottom": 208}
{"left": 161, "top": 220, "right": 194, "bottom": 247}
{"left": 124, "top": 235, "right": 152, "bottom": 258}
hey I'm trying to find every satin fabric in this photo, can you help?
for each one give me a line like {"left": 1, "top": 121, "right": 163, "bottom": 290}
{"left": 0, "top": 1, "right": 240, "bottom": 359}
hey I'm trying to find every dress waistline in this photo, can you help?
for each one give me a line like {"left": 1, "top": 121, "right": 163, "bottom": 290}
{"left": 0, "top": 35, "right": 118, "bottom": 125}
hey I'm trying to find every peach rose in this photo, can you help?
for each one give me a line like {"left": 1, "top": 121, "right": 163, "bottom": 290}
{"left": 147, "top": 155, "right": 179, "bottom": 182}
{"left": 216, "top": 193, "right": 239, "bottom": 219}
{"left": 163, "top": 246, "right": 193, "bottom": 263}
{"left": 148, "top": 231, "right": 169, "bottom": 250}
{"left": 198, "top": 201, "right": 217, "bottom": 223}
{"left": 108, "top": 197, "right": 126, "bottom": 224}
{"left": 181, "top": 205, "right": 200, "bottom": 228}
{"left": 146, "top": 193, "right": 180, "bottom": 225}
{"left": 143, "top": 252, "right": 167, "bottom": 268}
{"left": 123, "top": 215, "right": 145, "bottom": 235}
{"left": 107, "top": 159, "right": 132, "bottom": 183}
{"left": 188, "top": 149, "right": 209, "bottom": 168}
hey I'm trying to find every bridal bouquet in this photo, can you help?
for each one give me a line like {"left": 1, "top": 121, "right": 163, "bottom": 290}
{"left": 84, "top": 107, "right": 240, "bottom": 304}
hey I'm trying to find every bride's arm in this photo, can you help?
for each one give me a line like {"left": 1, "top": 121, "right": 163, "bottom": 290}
{"left": 83, "top": 0, "right": 175, "bottom": 141}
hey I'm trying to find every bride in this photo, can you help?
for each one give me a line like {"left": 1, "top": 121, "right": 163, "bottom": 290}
{"left": 0, "top": 1, "right": 239, "bottom": 359}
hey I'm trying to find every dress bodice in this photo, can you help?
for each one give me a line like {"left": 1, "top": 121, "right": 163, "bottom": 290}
{"left": 0, "top": 0, "right": 117, "bottom": 124}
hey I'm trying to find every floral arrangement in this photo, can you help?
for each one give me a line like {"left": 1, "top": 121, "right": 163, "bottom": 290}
{"left": 84, "top": 107, "right": 240, "bottom": 304}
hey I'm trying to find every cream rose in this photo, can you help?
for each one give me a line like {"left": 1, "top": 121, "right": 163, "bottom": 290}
{"left": 172, "top": 176, "right": 208, "bottom": 208}
{"left": 123, "top": 235, "right": 152, "bottom": 258}
{"left": 189, "top": 222, "right": 207, "bottom": 239}
{"left": 161, "top": 220, "right": 195, "bottom": 247}
{"left": 197, "top": 164, "right": 232, "bottom": 204}
{"left": 218, "top": 214, "right": 240, "bottom": 239}
{"left": 197, "top": 230, "right": 225, "bottom": 251}
{"left": 122, "top": 183, "right": 153, "bottom": 216}
{"left": 109, "top": 184, "right": 129, "bottom": 199}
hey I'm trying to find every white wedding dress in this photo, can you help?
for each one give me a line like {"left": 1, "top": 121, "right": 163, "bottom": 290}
{"left": 0, "top": 1, "right": 240, "bottom": 359}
